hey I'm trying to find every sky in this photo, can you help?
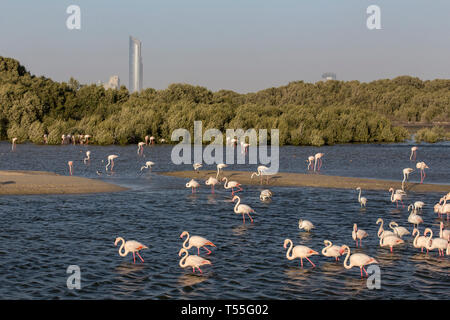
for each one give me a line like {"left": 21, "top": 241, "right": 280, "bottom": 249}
{"left": 1, "top": 0, "right": 449, "bottom": 93}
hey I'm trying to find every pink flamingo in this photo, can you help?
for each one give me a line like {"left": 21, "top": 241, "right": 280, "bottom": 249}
{"left": 412, "top": 228, "right": 432, "bottom": 253}
{"left": 232, "top": 195, "right": 254, "bottom": 224}
{"left": 150, "top": 136, "right": 155, "bottom": 145}
{"left": 410, "top": 146, "right": 418, "bottom": 161}
{"left": 186, "top": 179, "right": 200, "bottom": 193}
{"left": 83, "top": 151, "right": 91, "bottom": 164}
{"left": 105, "top": 155, "right": 119, "bottom": 171}
{"left": 145, "top": 135, "right": 149, "bottom": 145}
{"left": 322, "top": 240, "right": 343, "bottom": 262}
{"left": 137, "top": 142, "right": 145, "bottom": 155}
{"left": 339, "top": 245, "right": 378, "bottom": 278}
{"left": 440, "top": 222, "right": 450, "bottom": 241}
{"left": 180, "top": 231, "right": 216, "bottom": 255}
{"left": 425, "top": 229, "right": 449, "bottom": 256}
{"left": 283, "top": 239, "right": 318, "bottom": 268}
{"left": 222, "top": 177, "right": 243, "bottom": 195}
{"left": 67, "top": 161, "right": 74, "bottom": 175}
{"left": 439, "top": 196, "right": 450, "bottom": 220}
{"left": 178, "top": 248, "right": 211, "bottom": 273}
{"left": 402, "top": 168, "right": 414, "bottom": 191}
{"left": 11, "top": 137, "right": 17, "bottom": 151}
{"left": 306, "top": 156, "right": 315, "bottom": 170}
{"left": 314, "top": 153, "right": 324, "bottom": 172}
{"left": 114, "top": 237, "right": 148, "bottom": 264}
{"left": 379, "top": 234, "right": 404, "bottom": 253}
{"left": 389, "top": 187, "right": 404, "bottom": 208}
{"left": 416, "top": 162, "right": 429, "bottom": 184}
{"left": 352, "top": 224, "right": 368, "bottom": 247}
{"left": 205, "top": 176, "right": 219, "bottom": 194}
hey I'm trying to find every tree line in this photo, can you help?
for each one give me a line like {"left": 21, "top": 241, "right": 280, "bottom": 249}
{"left": 0, "top": 56, "right": 448, "bottom": 146}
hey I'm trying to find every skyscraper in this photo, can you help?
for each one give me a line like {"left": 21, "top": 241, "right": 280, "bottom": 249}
{"left": 129, "top": 36, "right": 143, "bottom": 92}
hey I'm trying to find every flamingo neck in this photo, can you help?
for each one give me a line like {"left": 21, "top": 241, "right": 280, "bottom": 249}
{"left": 233, "top": 197, "right": 241, "bottom": 213}
{"left": 182, "top": 233, "right": 191, "bottom": 249}
{"left": 117, "top": 238, "right": 128, "bottom": 257}
{"left": 285, "top": 240, "right": 294, "bottom": 260}
{"left": 322, "top": 241, "right": 332, "bottom": 255}
{"left": 342, "top": 246, "right": 352, "bottom": 269}
{"left": 179, "top": 250, "right": 188, "bottom": 268}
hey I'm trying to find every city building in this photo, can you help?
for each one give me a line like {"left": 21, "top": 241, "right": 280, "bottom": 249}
{"left": 103, "top": 75, "right": 120, "bottom": 90}
{"left": 129, "top": 36, "right": 143, "bottom": 92}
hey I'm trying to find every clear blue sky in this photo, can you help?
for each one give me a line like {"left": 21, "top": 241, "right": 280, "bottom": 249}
{"left": 1, "top": 0, "right": 449, "bottom": 92}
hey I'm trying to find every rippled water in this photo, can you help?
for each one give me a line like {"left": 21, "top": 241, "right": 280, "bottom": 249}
{"left": 0, "top": 141, "right": 448, "bottom": 299}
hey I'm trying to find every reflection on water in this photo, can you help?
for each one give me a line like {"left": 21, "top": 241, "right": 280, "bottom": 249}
{"left": 0, "top": 142, "right": 448, "bottom": 299}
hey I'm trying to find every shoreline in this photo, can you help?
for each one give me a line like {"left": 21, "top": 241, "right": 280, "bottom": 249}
{"left": 0, "top": 170, "right": 127, "bottom": 195}
{"left": 159, "top": 170, "right": 450, "bottom": 193}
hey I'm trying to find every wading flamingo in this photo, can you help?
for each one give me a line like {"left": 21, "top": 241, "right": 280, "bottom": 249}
{"left": 416, "top": 162, "right": 429, "bottom": 184}
{"left": 376, "top": 218, "right": 395, "bottom": 239}
{"left": 178, "top": 248, "right": 211, "bottom": 274}
{"left": 298, "top": 219, "right": 315, "bottom": 232}
{"left": 140, "top": 161, "right": 155, "bottom": 172}
{"left": 260, "top": 189, "right": 273, "bottom": 201}
{"left": 232, "top": 195, "right": 254, "bottom": 224}
{"left": 240, "top": 141, "right": 250, "bottom": 154}
{"left": 356, "top": 187, "right": 367, "bottom": 207}
{"left": 402, "top": 168, "right": 414, "bottom": 191}
{"left": 150, "top": 136, "right": 155, "bottom": 144}
{"left": 11, "top": 137, "right": 17, "bottom": 151}
{"left": 352, "top": 224, "right": 368, "bottom": 247}
{"left": 410, "top": 146, "right": 418, "bottom": 161}
{"left": 222, "top": 177, "right": 243, "bottom": 195}
{"left": 205, "top": 176, "right": 220, "bottom": 194}
{"left": 414, "top": 201, "right": 425, "bottom": 212}
{"left": 306, "top": 156, "right": 315, "bottom": 170}
{"left": 438, "top": 196, "right": 450, "bottom": 220}
{"left": 408, "top": 205, "right": 424, "bottom": 230}
{"left": 83, "top": 151, "right": 91, "bottom": 164}
{"left": 322, "top": 240, "right": 342, "bottom": 261}
{"left": 389, "top": 221, "right": 410, "bottom": 238}
{"left": 283, "top": 239, "right": 318, "bottom": 268}
{"left": 339, "top": 245, "right": 378, "bottom": 278}
{"left": 251, "top": 165, "right": 270, "bottom": 184}
{"left": 114, "top": 237, "right": 148, "bottom": 264}
{"left": 379, "top": 234, "right": 404, "bottom": 253}
{"left": 84, "top": 134, "right": 91, "bottom": 144}
{"left": 314, "top": 153, "right": 324, "bottom": 172}
{"left": 216, "top": 163, "right": 228, "bottom": 179}
{"left": 389, "top": 187, "right": 404, "bottom": 208}
{"left": 106, "top": 155, "right": 119, "bottom": 171}
{"left": 186, "top": 179, "right": 200, "bottom": 193}
{"left": 145, "top": 135, "right": 149, "bottom": 145}
{"left": 137, "top": 142, "right": 145, "bottom": 155}
{"left": 412, "top": 228, "right": 432, "bottom": 253}
{"left": 439, "top": 222, "right": 450, "bottom": 241}
{"left": 425, "top": 229, "right": 449, "bottom": 256}
{"left": 193, "top": 163, "right": 202, "bottom": 173}
{"left": 68, "top": 161, "right": 74, "bottom": 176}
{"left": 180, "top": 231, "right": 216, "bottom": 255}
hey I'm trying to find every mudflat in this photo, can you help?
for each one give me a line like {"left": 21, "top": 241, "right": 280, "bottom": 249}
{"left": 0, "top": 170, "right": 127, "bottom": 195}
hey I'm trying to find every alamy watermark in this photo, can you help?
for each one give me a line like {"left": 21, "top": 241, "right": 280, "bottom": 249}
{"left": 66, "top": 265, "right": 81, "bottom": 290}
{"left": 366, "top": 265, "right": 381, "bottom": 289}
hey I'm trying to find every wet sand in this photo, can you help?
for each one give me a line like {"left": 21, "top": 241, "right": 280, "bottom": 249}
{"left": 160, "top": 170, "right": 450, "bottom": 193}
{"left": 0, "top": 170, "right": 127, "bottom": 195}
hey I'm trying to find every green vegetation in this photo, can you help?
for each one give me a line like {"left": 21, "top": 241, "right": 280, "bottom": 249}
{"left": 0, "top": 56, "right": 448, "bottom": 146}
{"left": 415, "top": 126, "right": 450, "bottom": 143}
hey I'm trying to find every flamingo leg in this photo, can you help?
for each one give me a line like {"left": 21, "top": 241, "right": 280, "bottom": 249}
{"left": 363, "top": 267, "right": 368, "bottom": 277}
{"left": 133, "top": 252, "right": 136, "bottom": 264}
{"left": 197, "top": 267, "right": 203, "bottom": 274}
{"left": 198, "top": 247, "right": 200, "bottom": 255}
{"left": 305, "top": 257, "right": 316, "bottom": 268}
{"left": 136, "top": 252, "right": 144, "bottom": 262}
{"left": 360, "top": 267, "right": 363, "bottom": 278}
{"left": 242, "top": 213, "right": 245, "bottom": 224}
{"left": 203, "top": 246, "right": 212, "bottom": 255}
{"left": 212, "top": 185, "right": 214, "bottom": 194}
{"left": 300, "top": 258, "right": 303, "bottom": 268}
{"left": 192, "top": 267, "right": 195, "bottom": 273}
{"left": 247, "top": 213, "right": 254, "bottom": 223}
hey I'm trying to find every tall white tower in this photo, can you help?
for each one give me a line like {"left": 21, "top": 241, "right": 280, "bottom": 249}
{"left": 129, "top": 36, "right": 143, "bottom": 92}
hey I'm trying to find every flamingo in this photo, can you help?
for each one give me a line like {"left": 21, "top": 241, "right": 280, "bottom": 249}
{"left": 376, "top": 218, "right": 395, "bottom": 239}
{"left": 160, "top": 138, "right": 166, "bottom": 143}
{"left": 425, "top": 229, "right": 449, "bottom": 256}
{"left": 314, "top": 153, "right": 324, "bottom": 172}
{"left": 150, "top": 136, "right": 155, "bottom": 144}
{"left": 178, "top": 248, "right": 211, "bottom": 274}
{"left": 414, "top": 201, "right": 425, "bottom": 212}
{"left": 232, "top": 195, "right": 254, "bottom": 224}
{"left": 322, "top": 240, "right": 342, "bottom": 262}
{"left": 352, "top": 224, "right": 368, "bottom": 247}
{"left": 379, "top": 234, "right": 404, "bottom": 253}
{"left": 61, "top": 134, "right": 66, "bottom": 145}
{"left": 283, "top": 239, "right": 318, "bottom": 268}
{"left": 339, "top": 245, "right": 378, "bottom": 278}
{"left": 240, "top": 141, "right": 250, "bottom": 154}
{"left": 439, "top": 222, "right": 450, "bottom": 241}
{"left": 251, "top": 165, "right": 270, "bottom": 184}
{"left": 145, "top": 135, "right": 149, "bottom": 145}
{"left": 260, "top": 189, "right": 273, "bottom": 201}
{"left": 389, "top": 221, "right": 410, "bottom": 238}
{"left": 205, "top": 176, "right": 220, "bottom": 194}
{"left": 140, "top": 161, "right": 155, "bottom": 172}
{"left": 408, "top": 205, "right": 424, "bottom": 230}
{"left": 412, "top": 228, "right": 432, "bottom": 253}
{"left": 11, "top": 137, "right": 17, "bottom": 151}
{"left": 222, "top": 177, "right": 243, "bottom": 196}
{"left": 389, "top": 187, "right": 404, "bottom": 208}
{"left": 410, "top": 146, "right": 418, "bottom": 161}
{"left": 84, "top": 134, "right": 91, "bottom": 144}
{"left": 106, "top": 155, "right": 119, "bottom": 171}
{"left": 216, "top": 163, "right": 228, "bottom": 179}
{"left": 402, "top": 168, "right": 414, "bottom": 191}
{"left": 68, "top": 161, "right": 74, "bottom": 176}
{"left": 416, "top": 162, "right": 429, "bottom": 184}
{"left": 438, "top": 196, "right": 450, "bottom": 220}
{"left": 114, "top": 237, "right": 148, "bottom": 264}
{"left": 83, "top": 151, "right": 91, "bottom": 164}
{"left": 298, "top": 219, "right": 315, "bottom": 232}
{"left": 356, "top": 187, "right": 367, "bottom": 207}
{"left": 306, "top": 156, "right": 315, "bottom": 171}
{"left": 180, "top": 231, "right": 216, "bottom": 255}
{"left": 193, "top": 163, "right": 202, "bottom": 173}
{"left": 43, "top": 134, "right": 48, "bottom": 144}
{"left": 186, "top": 179, "right": 200, "bottom": 193}
{"left": 137, "top": 142, "right": 145, "bottom": 155}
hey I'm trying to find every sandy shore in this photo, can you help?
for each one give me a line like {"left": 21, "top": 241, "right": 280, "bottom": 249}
{"left": 0, "top": 170, "right": 127, "bottom": 195}
{"left": 160, "top": 170, "right": 450, "bottom": 193}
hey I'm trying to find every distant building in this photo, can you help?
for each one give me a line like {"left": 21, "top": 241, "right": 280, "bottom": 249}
{"left": 103, "top": 75, "right": 120, "bottom": 90}
{"left": 322, "top": 72, "right": 337, "bottom": 81}
{"left": 129, "top": 36, "right": 143, "bottom": 92}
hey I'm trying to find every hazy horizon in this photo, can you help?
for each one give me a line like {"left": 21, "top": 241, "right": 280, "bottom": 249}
{"left": 1, "top": 0, "right": 449, "bottom": 93}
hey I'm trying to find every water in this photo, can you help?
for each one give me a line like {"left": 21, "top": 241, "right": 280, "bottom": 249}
{"left": 0, "top": 142, "right": 448, "bottom": 299}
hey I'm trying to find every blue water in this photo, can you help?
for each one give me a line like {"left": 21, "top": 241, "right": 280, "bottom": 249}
{"left": 0, "top": 142, "right": 448, "bottom": 299}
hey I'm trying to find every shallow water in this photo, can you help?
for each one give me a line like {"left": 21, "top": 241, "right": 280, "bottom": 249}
{"left": 0, "top": 141, "right": 448, "bottom": 299}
